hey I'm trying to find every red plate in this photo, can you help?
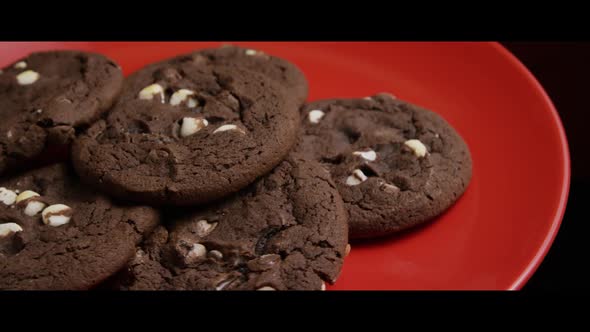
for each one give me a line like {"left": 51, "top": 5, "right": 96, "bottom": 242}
{"left": 0, "top": 42, "right": 570, "bottom": 290}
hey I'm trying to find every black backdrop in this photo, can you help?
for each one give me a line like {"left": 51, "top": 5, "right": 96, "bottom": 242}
{"left": 503, "top": 42, "right": 589, "bottom": 290}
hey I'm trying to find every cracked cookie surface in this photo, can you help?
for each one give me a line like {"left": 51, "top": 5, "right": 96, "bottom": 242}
{"left": 0, "top": 164, "right": 160, "bottom": 290}
{"left": 0, "top": 51, "right": 124, "bottom": 176}
{"left": 72, "top": 54, "right": 300, "bottom": 206}
{"left": 196, "top": 45, "right": 308, "bottom": 104}
{"left": 107, "top": 154, "right": 347, "bottom": 290}
{"left": 297, "top": 94, "right": 472, "bottom": 239}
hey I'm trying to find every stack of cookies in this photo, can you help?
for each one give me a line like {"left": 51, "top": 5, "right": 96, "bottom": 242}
{"left": 0, "top": 46, "right": 472, "bottom": 290}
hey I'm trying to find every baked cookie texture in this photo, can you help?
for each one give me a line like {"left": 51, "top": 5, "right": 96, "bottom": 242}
{"left": 197, "top": 45, "right": 309, "bottom": 104}
{"left": 297, "top": 94, "right": 472, "bottom": 239}
{"left": 0, "top": 51, "right": 124, "bottom": 176}
{"left": 108, "top": 154, "right": 348, "bottom": 290}
{"left": 0, "top": 164, "right": 160, "bottom": 290}
{"left": 72, "top": 53, "right": 300, "bottom": 206}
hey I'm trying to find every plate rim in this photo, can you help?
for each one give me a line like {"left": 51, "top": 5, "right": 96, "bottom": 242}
{"left": 489, "top": 42, "right": 571, "bottom": 290}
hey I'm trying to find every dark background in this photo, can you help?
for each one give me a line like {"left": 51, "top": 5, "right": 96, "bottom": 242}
{"left": 503, "top": 42, "right": 588, "bottom": 290}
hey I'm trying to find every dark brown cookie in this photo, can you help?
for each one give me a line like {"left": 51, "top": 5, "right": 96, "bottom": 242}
{"left": 109, "top": 154, "right": 348, "bottom": 290}
{"left": 298, "top": 94, "right": 472, "bottom": 239}
{"left": 71, "top": 55, "right": 300, "bottom": 206}
{"left": 0, "top": 51, "right": 124, "bottom": 176}
{"left": 0, "top": 164, "right": 160, "bottom": 290}
{"left": 197, "top": 45, "right": 308, "bottom": 104}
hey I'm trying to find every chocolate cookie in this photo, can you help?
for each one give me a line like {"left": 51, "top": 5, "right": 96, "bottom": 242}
{"left": 197, "top": 45, "right": 308, "bottom": 104}
{"left": 0, "top": 164, "right": 160, "bottom": 290}
{"left": 72, "top": 55, "right": 300, "bottom": 206}
{"left": 110, "top": 154, "right": 348, "bottom": 290}
{"left": 298, "top": 94, "right": 472, "bottom": 239}
{"left": 0, "top": 51, "right": 124, "bottom": 176}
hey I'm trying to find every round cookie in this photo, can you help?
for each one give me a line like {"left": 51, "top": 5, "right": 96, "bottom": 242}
{"left": 72, "top": 55, "right": 300, "bottom": 206}
{"left": 196, "top": 45, "right": 309, "bottom": 104}
{"left": 111, "top": 155, "right": 348, "bottom": 290}
{"left": 0, "top": 51, "right": 124, "bottom": 176}
{"left": 0, "top": 164, "right": 160, "bottom": 290}
{"left": 298, "top": 94, "right": 472, "bottom": 239}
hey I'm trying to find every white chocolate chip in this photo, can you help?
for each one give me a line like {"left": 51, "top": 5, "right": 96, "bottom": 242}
{"left": 44, "top": 215, "right": 70, "bottom": 227}
{"left": 208, "top": 250, "right": 223, "bottom": 260}
{"left": 16, "top": 70, "right": 40, "bottom": 85}
{"left": 321, "top": 282, "right": 326, "bottom": 291}
{"left": 24, "top": 201, "right": 46, "bottom": 217}
{"left": 215, "top": 278, "right": 235, "bottom": 290}
{"left": 195, "top": 219, "right": 218, "bottom": 237}
{"left": 15, "top": 190, "right": 40, "bottom": 203}
{"left": 14, "top": 61, "right": 27, "bottom": 69}
{"left": 260, "top": 254, "right": 278, "bottom": 259}
{"left": 378, "top": 92, "right": 396, "bottom": 99}
{"left": 213, "top": 124, "right": 245, "bottom": 134}
{"left": 345, "top": 244, "right": 351, "bottom": 257}
{"left": 245, "top": 49, "right": 258, "bottom": 56}
{"left": 308, "top": 110, "right": 325, "bottom": 124}
{"left": 0, "top": 223, "right": 23, "bottom": 237}
{"left": 187, "top": 243, "right": 207, "bottom": 259}
{"left": 180, "top": 117, "right": 208, "bottom": 137}
{"left": 169, "top": 89, "right": 195, "bottom": 106}
{"left": 136, "top": 249, "right": 145, "bottom": 258}
{"left": 56, "top": 97, "right": 72, "bottom": 104}
{"left": 35, "top": 109, "right": 42, "bottom": 114}
{"left": 404, "top": 139, "right": 428, "bottom": 158}
{"left": 257, "top": 286, "right": 276, "bottom": 291}
{"left": 352, "top": 149, "right": 377, "bottom": 161}
{"left": 0, "top": 187, "right": 17, "bottom": 205}
{"left": 345, "top": 169, "right": 368, "bottom": 186}
{"left": 6, "top": 130, "right": 13, "bottom": 138}
{"left": 138, "top": 84, "right": 165, "bottom": 103}
{"left": 41, "top": 204, "right": 72, "bottom": 227}
{"left": 379, "top": 182, "right": 400, "bottom": 194}
{"left": 365, "top": 92, "right": 397, "bottom": 100}
{"left": 187, "top": 98, "right": 198, "bottom": 108}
